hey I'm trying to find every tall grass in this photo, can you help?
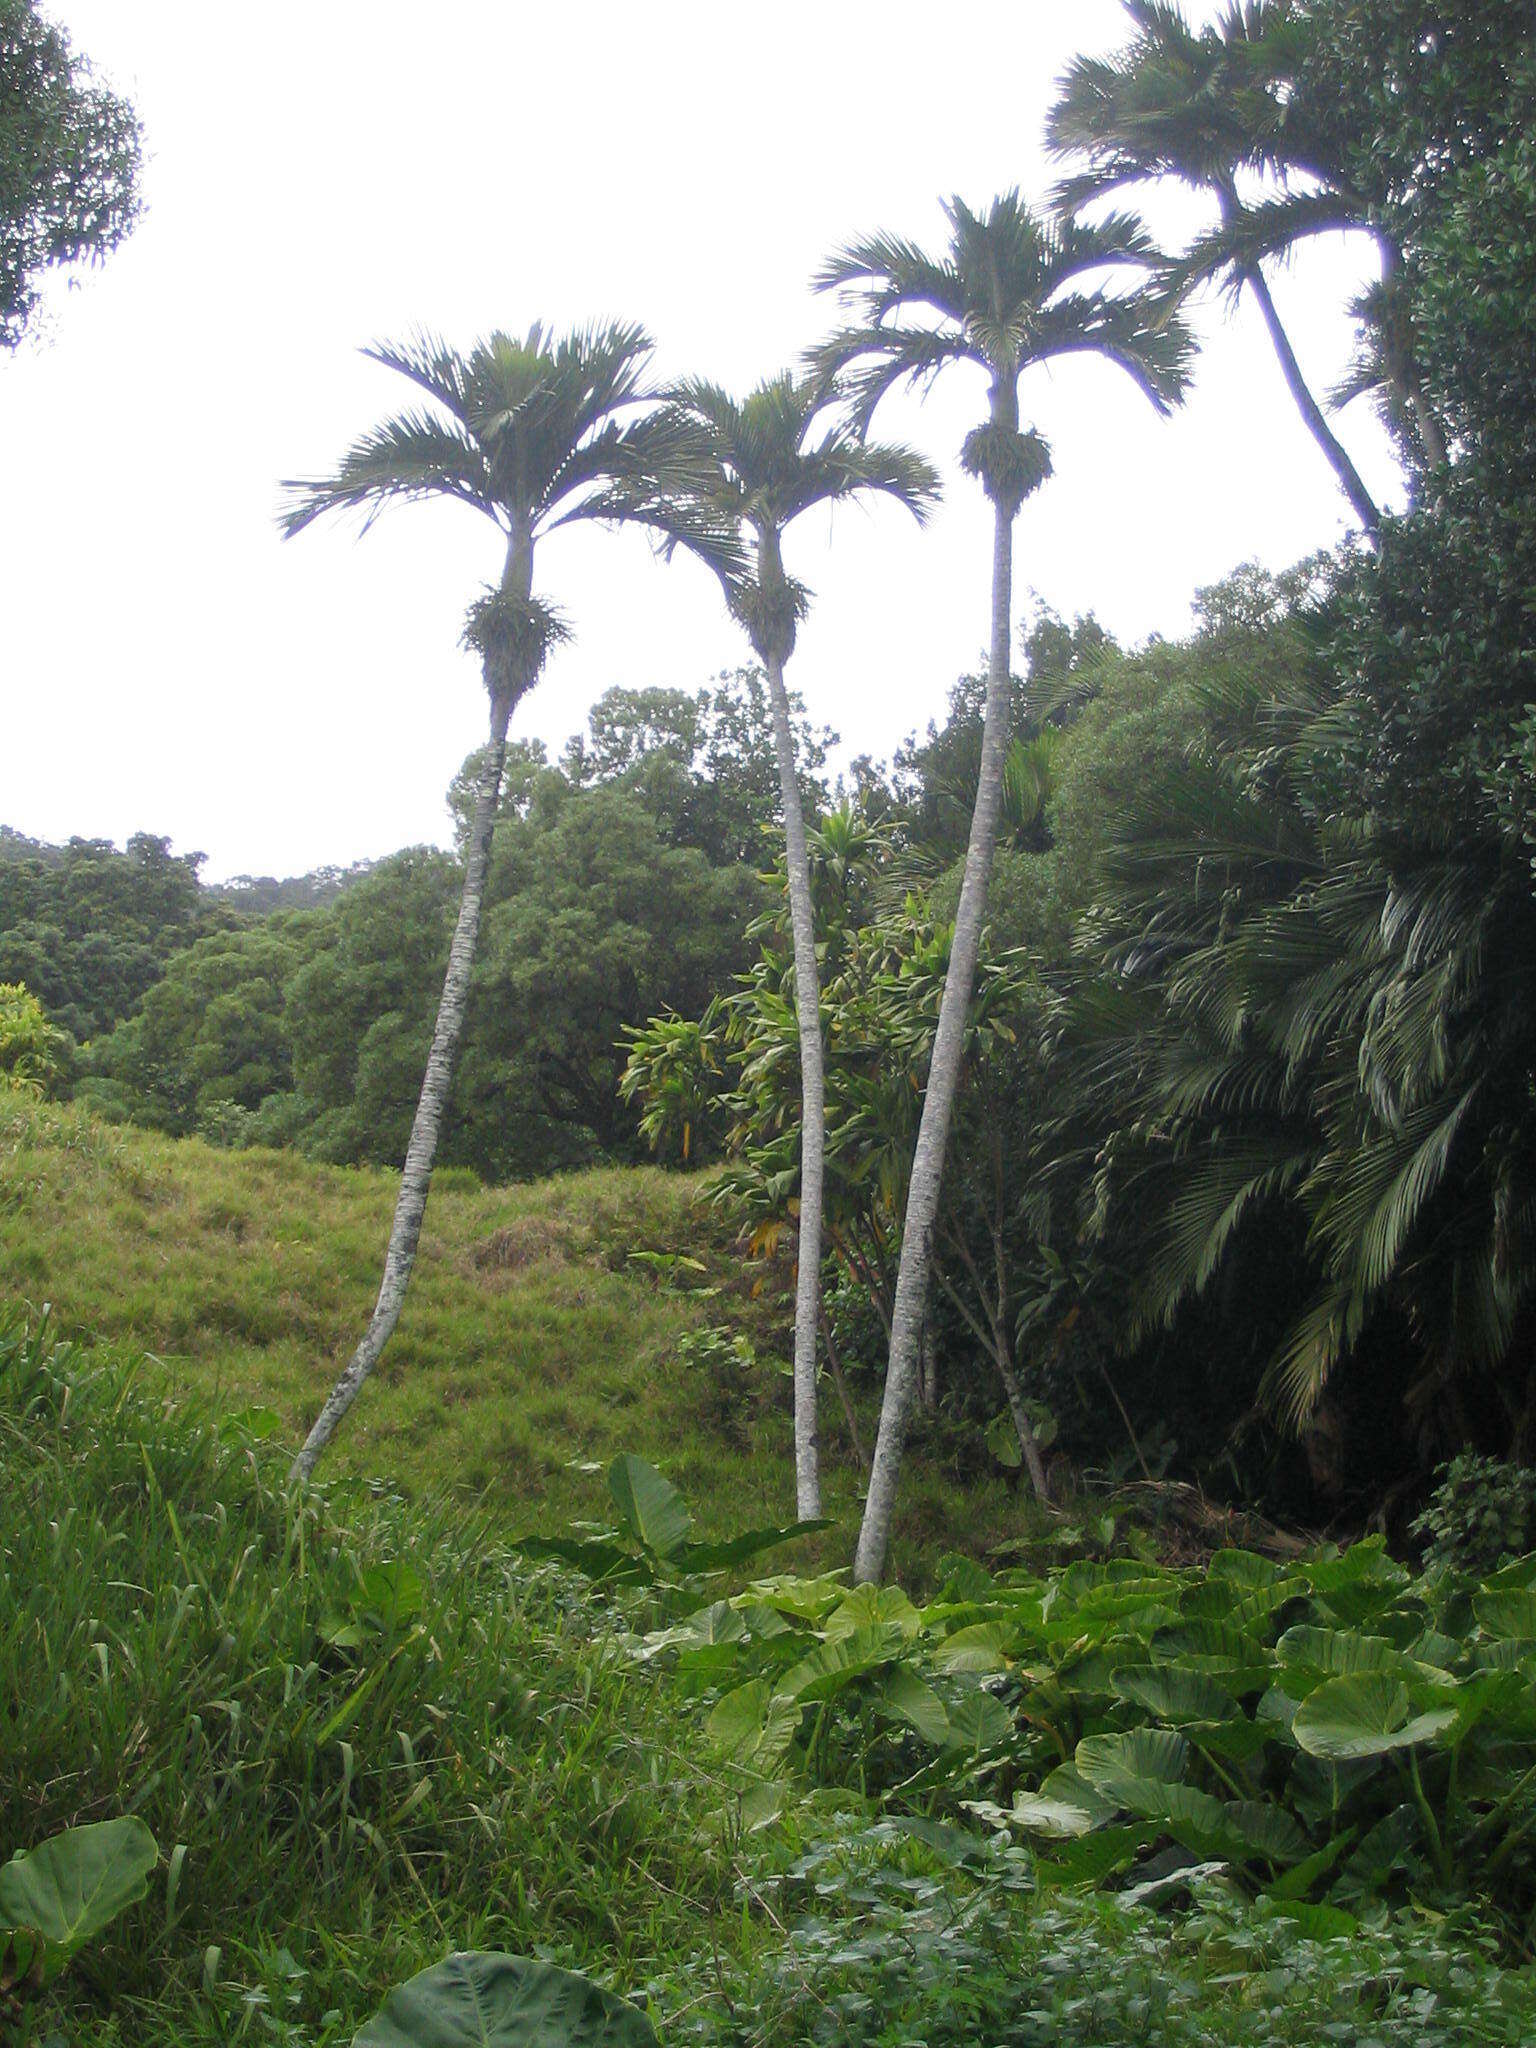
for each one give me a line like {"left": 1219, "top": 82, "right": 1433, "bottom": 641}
{"left": 0, "top": 1095, "right": 1028, "bottom": 1575}
{"left": 0, "top": 1308, "right": 752, "bottom": 2042}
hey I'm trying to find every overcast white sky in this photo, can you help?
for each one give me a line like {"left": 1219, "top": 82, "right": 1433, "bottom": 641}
{"left": 0, "top": 1, "right": 1399, "bottom": 882}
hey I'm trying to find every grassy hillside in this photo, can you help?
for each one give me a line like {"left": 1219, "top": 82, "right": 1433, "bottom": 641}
{"left": 0, "top": 1095, "right": 1021, "bottom": 1571}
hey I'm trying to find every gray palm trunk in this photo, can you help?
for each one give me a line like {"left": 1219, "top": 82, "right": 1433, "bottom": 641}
{"left": 1216, "top": 189, "right": 1381, "bottom": 535}
{"left": 1244, "top": 261, "right": 1380, "bottom": 534}
{"left": 762, "top": 641, "right": 825, "bottom": 1521}
{"left": 290, "top": 533, "right": 533, "bottom": 1484}
{"left": 854, "top": 479, "right": 1016, "bottom": 1584}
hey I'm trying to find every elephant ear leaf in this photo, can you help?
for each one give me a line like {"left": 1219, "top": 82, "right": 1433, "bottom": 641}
{"left": 0, "top": 1816, "right": 158, "bottom": 1952}
{"left": 354, "top": 1952, "right": 658, "bottom": 2047}
{"left": 607, "top": 1456, "right": 692, "bottom": 1560}
{"left": 1291, "top": 1673, "right": 1458, "bottom": 1761}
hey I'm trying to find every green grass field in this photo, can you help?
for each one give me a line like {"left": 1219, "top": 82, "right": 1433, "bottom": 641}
{"left": 0, "top": 1095, "right": 1023, "bottom": 1576}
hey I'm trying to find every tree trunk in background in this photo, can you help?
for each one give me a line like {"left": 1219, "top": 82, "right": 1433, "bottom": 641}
{"left": 290, "top": 687, "right": 516, "bottom": 1482}
{"left": 1241, "top": 260, "right": 1381, "bottom": 535}
{"left": 764, "top": 644, "right": 824, "bottom": 1521}
{"left": 854, "top": 492, "right": 1015, "bottom": 1583}
{"left": 1215, "top": 185, "right": 1380, "bottom": 536}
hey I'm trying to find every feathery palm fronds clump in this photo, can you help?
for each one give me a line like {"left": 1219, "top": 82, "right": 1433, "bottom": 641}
{"left": 280, "top": 324, "right": 738, "bottom": 1476}
{"left": 811, "top": 189, "right": 1192, "bottom": 1581}
{"left": 661, "top": 373, "right": 937, "bottom": 1518}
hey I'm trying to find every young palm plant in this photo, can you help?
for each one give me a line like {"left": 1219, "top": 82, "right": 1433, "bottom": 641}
{"left": 280, "top": 324, "right": 734, "bottom": 1481}
{"left": 1046, "top": 0, "right": 1407, "bottom": 528}
{"left": 814, "top": 191, "right": 1193, "bottom": 1582}
{"left": 664, "top": 374, "right": 937, "bottom": 1518}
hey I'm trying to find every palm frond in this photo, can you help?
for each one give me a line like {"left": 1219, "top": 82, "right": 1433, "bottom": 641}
{"left": 278, "top": 411, "right": 493, "bottom": 536}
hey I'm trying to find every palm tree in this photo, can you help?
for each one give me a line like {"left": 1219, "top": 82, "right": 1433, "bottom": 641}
{"left": 814, "top": 191, "right": 1193, "bottom": 1582}
{"left": 1046, "top": 0, "right": 1404, "bottom": 529}
{"left": 664, "top": 373, "right": 938, "bottom": 1519}
{"left": 280, "top": 323, "right": 733, "bottom": 1482}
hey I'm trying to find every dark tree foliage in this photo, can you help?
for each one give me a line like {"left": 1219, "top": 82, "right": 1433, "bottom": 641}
{"left": 0, "top": 0, "right": 141, "bottom": 346}
{"left": 0, "top": 832, "right": 208, "bottom": 1041}
{"left": 84, "top": 677, "right": 792, "bottom": 1171}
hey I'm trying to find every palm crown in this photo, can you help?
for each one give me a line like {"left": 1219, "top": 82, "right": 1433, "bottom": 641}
{"left": 1048, "top": 2, "right": 1370, "bottom": 292}
{"left": 280, "top": 322, "right": 739, "bottom": 693}
{"left": 667, "top": 372, "right": 939, "bottom": 661}
{"left": 811, "top": 190, "right": 1193, "bottom": 488}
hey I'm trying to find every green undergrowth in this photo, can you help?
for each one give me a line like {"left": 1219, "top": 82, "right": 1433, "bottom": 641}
{"left": 0, "top": 1095, "right": 1025, "bottom": 1574}
{"left": 7, "top": 1313, "right": 1536, "bottom": 2044}
{"left": 0, "top": 1309, "right": 752, "bottom": 2042}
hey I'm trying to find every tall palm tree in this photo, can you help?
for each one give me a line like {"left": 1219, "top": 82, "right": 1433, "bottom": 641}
{"left": 815, "top": 191, "right": 1193, "bottom": 1583}
{"left": 665, "top": 373, "right": 938, "bottom": 1520}
{"left": 280, "top": 323, "right": 733, "bottom": 1482}
{"left": 1046, "top": 0, "right": 1397, "bottom": 529}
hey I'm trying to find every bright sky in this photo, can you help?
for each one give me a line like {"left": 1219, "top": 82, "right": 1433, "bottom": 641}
{"left": 0, "top": 1, "right": 1399, "bottom": 882}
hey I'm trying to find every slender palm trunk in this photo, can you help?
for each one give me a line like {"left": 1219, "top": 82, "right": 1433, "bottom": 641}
{"left": 854, "top": 491, "right": 1015, "bottom": 1583}
{"left": 291, "top": 533, "right": 532, "bottom": 1484}
{"left": 1243, "top": 261, "right": 1380, "bottom": 534}
{"left": 763, "top": 641, "right": 824, "bottom": 1521}
{"left": 1210, "top": 182, "right": 1380, "bottom": 534}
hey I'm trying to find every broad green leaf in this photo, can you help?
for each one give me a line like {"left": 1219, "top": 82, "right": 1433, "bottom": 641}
{"left": 1039, "top": 1764, "right": 1120, "bottom": 1828}
{"left": 1475, "top": 1587, "right": 1536, "bottom": 1639}
{"left": 825, "top": 1583, "right": 922, "bottom": 1641}
{"left": 510, "top": 1536, "right": 650, "bottom": 1586}
{"left": 639, "top": 1601, "right": 746, "bottom": 1661}
{"left": 984, "top": 1410, "right": 1022, "bottom": 1468}
{"left": 1116, "top": 1778, "right": 1235, "bottom": 1855}
{"left": 1338, "top": 1804, "right": 1423, "bottom": 1900}
{"left": 0, "top": 1817, "right": 158, "bottom": 1952}
{"left": 1290, "top": 1673, "right": 1457, "bottom": 1761}
{"left": 1257, "top": 1897, "right": 1359, "bottom": 1941}
{"left": 607, "top": 1456, "right": 691, "bottom": 1559}
{"left": 1034, "top": 1825, "right": 1149, "bottom": 1889}
{"left": 876, "top": 1665, "right": 950, "bottom": 1746}
{"left": 1003, "top": 1794, "right": 1097, "bottom": 1838}
{"left": 1276, "top": 1626, "right": 1405, "bottom": 1679}
{"left": 930, "top": 1622, "right": 1009, "bottom": 1674}
{"left": 944, "top": 1691, "right": 1013, "bottom": 1754}
{"left": 354, "top": 1951, "right": 656, "bottom": 2046}
{"left": 1222, "top": 1800, "right": 1309, "bottom": 1865}
{"left": 779, "top": 1625, "right": 904, "bottom": 1704}
{"left": 705, "top": 1681, "right": 800, "bottom": 1769}
{"left": 1075, "top": 1727, "right": 1188, "bottom": 1795}
{"left": 216, "top": 1403, "right": 283, "bottom": 1443}
{"left": 1112, "top": 1665, "right": 1240, "bottom": 1725}
{"left": 1208, "top": 1548, "right": 1286, "bottom": 1588}
{"left": 1265, "top": 1827, "right": 1356, "bottom": 1899}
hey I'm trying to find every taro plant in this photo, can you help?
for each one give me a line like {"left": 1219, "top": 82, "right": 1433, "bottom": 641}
{"left": 1, "top": 1816, "right": 158, "bottom": 2024}
{"left": 355, "top": 1952, "right": 656, "bottom": 2047}
{"left": 642, "top": 1538, "right": 1536, "bottom": 1944}
{"left": 511, "top": 1452, "right": 825, "bottom": 1594}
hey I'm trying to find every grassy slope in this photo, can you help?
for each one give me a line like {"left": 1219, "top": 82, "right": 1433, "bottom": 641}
{"left": 0, "top": 1096, "right": 1021, "bottom": 1574}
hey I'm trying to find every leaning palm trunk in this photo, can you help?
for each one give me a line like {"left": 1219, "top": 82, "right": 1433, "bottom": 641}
{"left": 1213, "top": 189, "right": 1380, "bottom": 536}
{"left": 854, "top": 496, "right": 1015, "bottom": 1583}
{"left": 763, "top": 647, "right": 825, "bottom": 1520}
{"left": 1243, "top": 261, "right": 1380, "bottom": 535}
{"left": 290, "top": 683, "right": 516, "bottom": 1484}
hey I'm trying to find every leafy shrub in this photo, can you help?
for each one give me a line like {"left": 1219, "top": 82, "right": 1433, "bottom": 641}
{"left": 1412, "top": 1453, "right": 1536, "bottom": 1576}
{"left": 631, "top": 1532, "right": 1536, "bottom": 1944}
{"left": 660, "top": 1820, "right": 1536, "bottom": 2047}
{"left": 0, "top": 982, "right": 67, "bottom": 1096}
